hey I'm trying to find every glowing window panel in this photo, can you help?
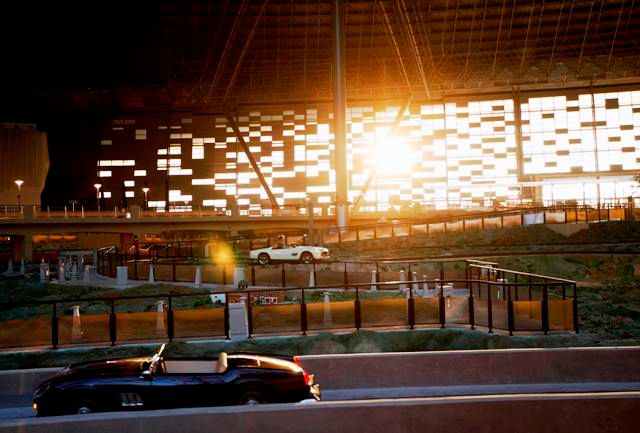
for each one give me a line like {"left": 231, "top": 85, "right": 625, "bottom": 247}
{"left": 125, "top": 191, "right": 134, "bottom": 198}
{"left": 202, "top": 199, "right": 228, "bottom": 207}
{"left": 135, "top": 129, "right": 147, "bottom": 140}
{"left": 193, "top": 179, "right": 215, "bottom": 185}
{"left": 134, "top": 170, "right": 147, "bottom": 176}
{"left": 98, "top": 171, "right": 112, "bottom": 177}
{"left": 124, "top": 180, "right": 135, "bottom": 187}
{"left": 158, "top": 149, "right": 168, "bottom": 155}
{"left": 103, "top": 192, "right": 112, "bottom": 198}
{"left": 100, "top": 140, "right": 112, "bottom": 146}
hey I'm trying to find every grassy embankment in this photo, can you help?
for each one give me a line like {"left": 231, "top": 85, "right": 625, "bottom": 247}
{"left": 1, "top": 221, "right": 639, "bottom": 369}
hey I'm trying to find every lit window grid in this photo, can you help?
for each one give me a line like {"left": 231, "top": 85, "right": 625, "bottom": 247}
{"left": 522, "top": 90, "right": 640, "bottom": 176}
{"left": 97, "top": 92, "right": 640, "bottom": 209}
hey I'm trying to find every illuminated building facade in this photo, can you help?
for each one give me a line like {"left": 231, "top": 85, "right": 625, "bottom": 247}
{"left": 96, "top": 87, "right": 640, "bottom": 213}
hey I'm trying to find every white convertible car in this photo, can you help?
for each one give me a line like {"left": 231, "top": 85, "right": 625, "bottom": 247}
{"left": 249, "top": 243, "right": 330, "bottom": 264}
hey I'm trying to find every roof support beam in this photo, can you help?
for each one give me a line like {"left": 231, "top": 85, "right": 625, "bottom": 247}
{"left": 378, "top": 0, "right": 413, "bottom": 95}
{"left": 222, "top": 0, "right": 268, "bottom": 104}
{"left": 606, "top": 0, "right": 627, "bottom": 74}
{"left": 577, "top": 0, "right": 596, "bottom": 74}
{"left": 224, "top": 111, "right": 279, "bottom": 210}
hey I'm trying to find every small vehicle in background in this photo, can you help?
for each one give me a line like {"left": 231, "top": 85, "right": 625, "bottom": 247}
{"left": 33, "top": 345, "right": 320, "bottom": 416}
{"left": 249, "top": 243, "right": 330, "bottom": 265}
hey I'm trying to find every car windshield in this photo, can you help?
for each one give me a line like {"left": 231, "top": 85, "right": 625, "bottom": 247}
{"left": 145, "top": 344, "right": 166, "bottom": 373}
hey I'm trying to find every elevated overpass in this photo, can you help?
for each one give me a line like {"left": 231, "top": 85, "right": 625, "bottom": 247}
{"left": 0, "top": 203, "right": 634, "bottom": 261}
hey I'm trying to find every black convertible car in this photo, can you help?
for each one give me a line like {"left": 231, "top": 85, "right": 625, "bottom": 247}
{"left": 33, "top": 345, "right": 320, "bottom": 416}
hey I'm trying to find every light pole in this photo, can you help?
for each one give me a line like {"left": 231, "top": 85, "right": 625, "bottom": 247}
{"left": 306, "top": 195, "right": 314, "bottom": 244}
{"left": 94, "top": 183, "right": 102, "bottom": 211}
{"left": 142, "top": 187, "right": 150, "bottom": 210}
{"left": 14, "top": 179, "right": 23, "bottom": 212}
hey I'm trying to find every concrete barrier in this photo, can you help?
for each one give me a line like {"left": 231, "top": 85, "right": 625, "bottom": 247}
{"left": 0, "top": 393, "right": 638, "bottom": 433}
{"left": 2, "top": 347, "right": 639, "bottom": 400}
{"left": 0, "top": 369, "right": 59, "bottom": 399}
{"left": 298, "top": 347, "right": 640, "bottom": 390}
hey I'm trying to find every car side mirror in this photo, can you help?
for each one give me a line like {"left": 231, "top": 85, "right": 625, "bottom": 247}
{"left": 140, "top": 370, "right": 153, "bottom": 380}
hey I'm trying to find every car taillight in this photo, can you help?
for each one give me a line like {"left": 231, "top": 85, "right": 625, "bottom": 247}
{"left": 302, "top": 370, "right": 313, "bottom": 386}
{"left": 294, "top": 356, "right": 312, "bottom": 386}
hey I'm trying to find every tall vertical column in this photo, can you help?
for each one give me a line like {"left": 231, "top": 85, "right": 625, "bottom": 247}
{"left": 10, "top": 234, "right": 32, "bottom": 261}
{"left": 333, "top": 0, "right": 348, "bottom": 228}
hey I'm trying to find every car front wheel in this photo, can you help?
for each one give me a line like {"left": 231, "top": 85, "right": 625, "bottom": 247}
{"left": 300, "top": 252, "right": 314, "bottom": 264}
{"left": 258, "top": 253, "right": 271, "bottom": 265}
{"left": 71, "top": 399, "right": 95, "bottom": 415}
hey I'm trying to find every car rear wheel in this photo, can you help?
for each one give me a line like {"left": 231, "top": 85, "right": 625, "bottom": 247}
{"left": 258, "top": 253, "right": 271, "bottom": 265}
{"left": 300, "top": 252, "right": 314, "bottom": 264}
{"left": 236, "top": 387, "right": 268, "bottom": 405}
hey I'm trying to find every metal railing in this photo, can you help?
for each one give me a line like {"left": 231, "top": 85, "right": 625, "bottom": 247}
{"left": 318, "top": 202, "right": 634, "bottom": 245}
{"left": 0, "top": 259, "right": 576, "bottom": 350}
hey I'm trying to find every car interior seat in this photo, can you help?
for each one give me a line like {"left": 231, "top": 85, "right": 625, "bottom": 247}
{"left": 216, "top": 352, "right": 228, "bottom": 373}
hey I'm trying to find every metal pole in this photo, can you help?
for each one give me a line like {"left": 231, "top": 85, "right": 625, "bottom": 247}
{"left": 109, "top": 300, "right": 117, "bottom": 346}
{"left": 51, "top": 303, "right": 58, "bottom": 349}
{"left": 167, "top": 297, "right": 174, "bottom": 342}
{"left": 333, "top": 0, "right": 348, "bottom": 228}
{"left": 301, "top": 288, "right": 307, "bottom": 335}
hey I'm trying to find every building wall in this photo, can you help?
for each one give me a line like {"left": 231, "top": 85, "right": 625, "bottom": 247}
{"left": 0, "top": 123, "right": 49, "bottom": 206}
{"left": 94, "top": 87, "right": 640, "bottom": 213}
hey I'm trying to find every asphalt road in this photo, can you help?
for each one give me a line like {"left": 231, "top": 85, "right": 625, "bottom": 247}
{"left": 3, "top": 382, "right": 640, "bottom": 421}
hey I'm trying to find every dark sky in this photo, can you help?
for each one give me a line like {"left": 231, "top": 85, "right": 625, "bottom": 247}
{"left": 0, "top": 2, "right": 159, "bottom": 206}
{"left": 1, "top": 1, "right": 147, "bottom": 100}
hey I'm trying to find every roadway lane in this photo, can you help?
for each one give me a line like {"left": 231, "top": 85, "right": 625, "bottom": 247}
{"left": 3, "top": 382, "right": 640, "bottom": 420}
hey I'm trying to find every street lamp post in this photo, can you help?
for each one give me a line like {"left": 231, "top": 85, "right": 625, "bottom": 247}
{"left": 306, "top": 195, "right": 314, "bottom": 244}
{"left": 94, "top": 183, "right": 102, "bottom": 212}
{"left": 142, "top": 187, "right": 150, "bottom": 210}
{"left": 14, "top": 179, "right": 23, "bottom": 213}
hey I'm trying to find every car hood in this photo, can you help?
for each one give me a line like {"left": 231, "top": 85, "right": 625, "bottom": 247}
{"left": 34, "top": 358, "right": 149, "bottom": 398}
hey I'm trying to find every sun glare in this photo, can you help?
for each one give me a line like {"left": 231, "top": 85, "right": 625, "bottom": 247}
{"left": 371, "top": 135, "right": 412, "bottom": 176}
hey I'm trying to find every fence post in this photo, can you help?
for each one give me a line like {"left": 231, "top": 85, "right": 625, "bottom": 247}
{"left": 224, "top": 296, "right": 230, "bottom": 340}
{"left": 167, "top": 297, "right": 174, "bottom": 342}
{"left": 246, "top": 293, "right": 253, "bottom": 338}
{"left": 487, "top": 281, "right": 493, "bottom": 333}
{"left": 222, "top": 265, "right": 227, "bottom": 285}
{"left": 469, "top": 295, "right": 475, "bottom": 330}
{"left": 251, "top": 265, "right": 256, "bottom": 286}
{"left": 354, "top": 287, "right": 361, "bottom": 330}
{"left": 507, "top": 289, "right": 514, "bottom": 336}
{"left": 281, "top": 263, "right": 286, "bottom": 288}
{"left": 51, "top": 303, "right": 58, "bottom": 349}
{"left": 109, "top": 300, "right": 117, "bottom": 345}
{"left": 542, "top": 283, "right": 549, "bottom": 335}
{"left": 172, "top": 260, "right": 176, "bottom": 282}
{"left": 585, "top": 205, "right": 589, "bottom": 223}
{"left": 573, "top": 283, "right": 579, "bottom": 333}
{"left": 408, "top": 286, "right": 415, "bottom": 330}
{"left": 439, "top": 280, "right": 446, "bottom": 328}
{"left": 344, "top": 262, "right": 348, "bottom": 288}
{"left": 301, "top": 288, "right": 307, "bottom": 335}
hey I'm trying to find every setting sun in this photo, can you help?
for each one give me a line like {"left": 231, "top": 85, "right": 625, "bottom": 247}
{"left": 371, "top": 135, "right": 413, "bottom": 176}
